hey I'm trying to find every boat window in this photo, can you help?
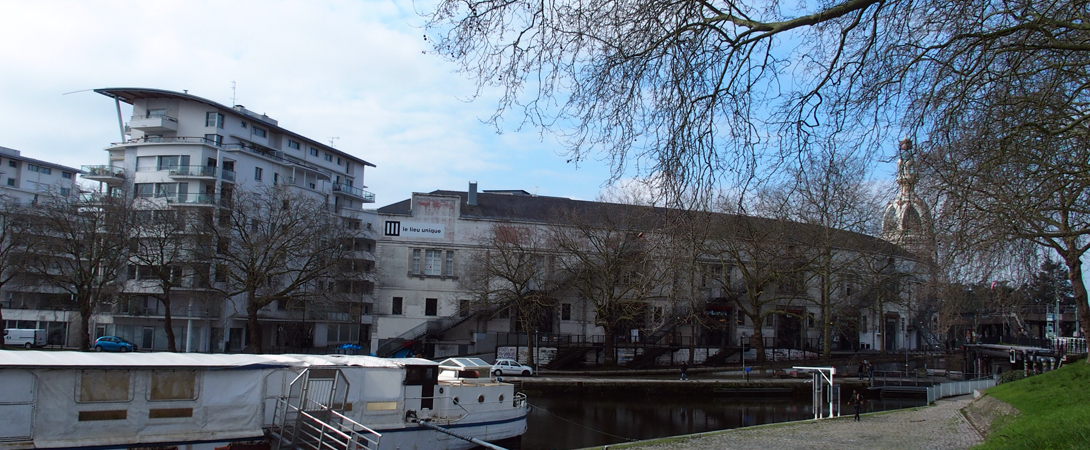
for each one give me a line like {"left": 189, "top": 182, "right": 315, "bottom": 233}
{"left": 149, "top": 370, "right": 198, "bottom": 401}
{"left": 78, "top": 370, "right": 132, "bottom": 403}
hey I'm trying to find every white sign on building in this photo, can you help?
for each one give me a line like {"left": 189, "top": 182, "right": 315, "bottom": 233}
{"left": 384, "top": 221, "right": 446, "bottom": 238}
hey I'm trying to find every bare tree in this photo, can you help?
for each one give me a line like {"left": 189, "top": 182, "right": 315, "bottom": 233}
{"left": 0, "top": 195, "right": 35, "bottom": 349}
{"left": 550, "top": 204, "right": 668, "bottom": 365}
{"left": 425, "top": 0, "right": 1089, "bottom": 194}
{"left": 23, "top": 190, "right": 132, "bottom": 351}
{"left": 460, "top": 223, "right": 563, "bottom": 365}
{"left": 208, "top": 186, "right": 357, "bottom": 354}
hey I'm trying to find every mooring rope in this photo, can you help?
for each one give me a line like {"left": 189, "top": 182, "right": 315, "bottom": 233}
{"left": 526, "top": 402, "right": 639, "bottom": 442}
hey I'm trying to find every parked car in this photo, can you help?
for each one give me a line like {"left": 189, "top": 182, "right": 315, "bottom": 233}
{"left": 93, "top": 336, "right": 138, "bottom": 352}
{"left": 491, "top": 358, "right": 534, "bottom": 376}
{"left": 4, "top": 329, "right": 48, "bottom": 348}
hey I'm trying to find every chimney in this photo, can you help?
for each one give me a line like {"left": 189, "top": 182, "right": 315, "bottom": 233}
{"left": 468, "top": 181, "right": 478, "bottom": 206}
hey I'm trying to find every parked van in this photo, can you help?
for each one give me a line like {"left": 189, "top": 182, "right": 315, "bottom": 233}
{"left": 4, "top": 329, "right": 48, "bottom": 348}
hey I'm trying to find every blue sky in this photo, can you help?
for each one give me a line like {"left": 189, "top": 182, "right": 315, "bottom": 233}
{"left": 0, "top": 0, "right": 617, "bottom": 205}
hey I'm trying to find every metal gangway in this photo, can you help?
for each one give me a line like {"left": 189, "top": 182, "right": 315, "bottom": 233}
{"left": 270, "top": 368, "right": 382, "bottom": 450}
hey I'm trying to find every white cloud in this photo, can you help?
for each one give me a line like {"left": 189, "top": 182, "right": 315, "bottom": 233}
{"left": 0, "top": 0, "right": 615, "bottom": 205}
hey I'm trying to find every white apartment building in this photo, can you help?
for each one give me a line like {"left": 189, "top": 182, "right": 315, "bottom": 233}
{"left": 78, "top": 87, "right": 378, "bottom": 352}
{"left": 0, "top": 146, "right": 83, "bottom": 345}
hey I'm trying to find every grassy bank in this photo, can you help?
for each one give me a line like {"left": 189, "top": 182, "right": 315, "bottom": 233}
{"left": 976, "top": 361, "right": 1090, "bottom": 449}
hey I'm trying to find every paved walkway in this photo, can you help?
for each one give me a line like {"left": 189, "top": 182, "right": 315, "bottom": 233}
{"left": 587, "top": 396, "right": 983, "bottom": 450}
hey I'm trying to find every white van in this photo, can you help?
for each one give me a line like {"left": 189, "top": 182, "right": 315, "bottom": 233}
{"left": 4, "top": 329, "right": 48, "bottom": 348}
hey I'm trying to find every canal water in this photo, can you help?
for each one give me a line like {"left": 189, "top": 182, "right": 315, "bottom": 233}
{"left": 516, "top": 392, "right": 927, "bottom": 450}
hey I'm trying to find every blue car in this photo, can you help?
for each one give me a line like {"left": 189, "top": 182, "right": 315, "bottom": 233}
{"left": 93, "top": 336, "right": 138, "bottom": 352}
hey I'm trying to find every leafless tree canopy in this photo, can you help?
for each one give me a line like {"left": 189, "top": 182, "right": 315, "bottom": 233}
{"left": 426, "top": 0, "right": 1090, "bottom": 192}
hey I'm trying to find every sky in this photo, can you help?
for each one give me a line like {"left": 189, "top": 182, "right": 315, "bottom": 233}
{"left": 0, "top": 0, "right": 618, "bottom": 206}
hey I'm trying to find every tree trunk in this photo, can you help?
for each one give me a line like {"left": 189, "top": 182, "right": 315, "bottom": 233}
{"left": 752, "top": 324, "right": 767, "bottom": 363}
{"left": 79, "top": 297, "right": 93, "bottom": 351}
{"left": 247, "top": 297, "right": 263, "bottom": 354}
{"left": 162, "top": 292, "right": 177, "bottom": 352}
{"left": 602, "top": 327, "right": 616, "bottom": 366}
{"left": 1061, "top": 249, "right": 1089, "bottom": 363}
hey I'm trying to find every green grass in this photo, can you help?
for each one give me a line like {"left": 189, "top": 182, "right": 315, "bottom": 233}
{"left": 974, "top": 362, "right": 1090, "bottom": 449}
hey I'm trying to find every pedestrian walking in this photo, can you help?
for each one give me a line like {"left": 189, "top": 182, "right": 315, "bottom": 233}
{"left": 680, "top": 362, "right": 689, "bottom": 380}
{"left": 857, "top": 362, "right": 865, "bottom": 380}
{"left": 867, "top": 361, "right": 875, "bottom": 384}
{"left": 847, "top": 390, "right": 865, "bottom": 421}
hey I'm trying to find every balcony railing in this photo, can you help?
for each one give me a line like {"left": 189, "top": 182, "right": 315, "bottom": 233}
{"left": 332, "top": 183, "right": 376, "bottom": 203}
{"left": 221, "top": 168, "right": 236, "bottom": 182}
{"left": 82, "top": 165, "right": 126, "bottom": 179}
{"left": 112, "top": 136, "right": 218, "bottom": 146}
{"left": 168, "top": 165, "right": 217, "bottom": 177}
{"left": 131, "top": 112, "right": 177, "bottom": 121}
{"left": 137, "top": 193, "right": 215, "bottom": 205}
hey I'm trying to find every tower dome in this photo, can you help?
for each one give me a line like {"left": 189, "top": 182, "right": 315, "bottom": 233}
{"left": 882, "top": 139, "right": 933, "bottom": 255}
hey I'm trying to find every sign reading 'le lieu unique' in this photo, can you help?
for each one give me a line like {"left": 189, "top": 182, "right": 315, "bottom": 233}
{"left": 383, "top": 221, "right": 445, "bottom": 238}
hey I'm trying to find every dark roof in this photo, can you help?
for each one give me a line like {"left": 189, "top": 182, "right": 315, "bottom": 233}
{"left": 378, "top": 189, "right": 910, "bottom": 257}
{"left": 0, "top": 146, "right": 83, "bottom": 173}
{"left": 94, "top": 87, "right": 375, "bottom": 168}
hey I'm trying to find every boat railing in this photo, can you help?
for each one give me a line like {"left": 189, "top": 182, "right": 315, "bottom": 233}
{"left": 271, "top": 397, "right": 381, "bottom": 450}
{"left": 513, "top": 392, "right": 528, "bottom": 409}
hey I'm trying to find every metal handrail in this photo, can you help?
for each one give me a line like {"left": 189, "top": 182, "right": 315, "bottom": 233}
{"left": 168, "top": 165, "right": 216, "bottom": 177}
{"left": 272, "top": 397, "right": 381, "bottom": 450}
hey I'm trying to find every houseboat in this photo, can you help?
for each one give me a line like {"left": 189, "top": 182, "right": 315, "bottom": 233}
{"left": 0, "top": 351, "right": 528, "bottom": 450}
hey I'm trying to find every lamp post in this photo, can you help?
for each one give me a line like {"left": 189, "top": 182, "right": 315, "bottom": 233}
{"left": 741, "top": 332, "right": 747, "bottom": 381}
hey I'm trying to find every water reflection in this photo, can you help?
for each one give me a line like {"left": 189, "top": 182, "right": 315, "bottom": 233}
{"left": 518, "top": 393, "right": 926, "bottom": 450}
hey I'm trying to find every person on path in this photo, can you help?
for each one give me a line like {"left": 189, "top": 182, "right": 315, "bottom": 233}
{"left": 680, "top": 362, "right": 689, "bottom": 380}
{"left": 867, "top": 361, "right": 875, "bottom": 384}
{"left": 857, "top": 362, "right": 865, "bottom": 380}
{"left": 847, "top": 390, "right": 865, "bottom": 421}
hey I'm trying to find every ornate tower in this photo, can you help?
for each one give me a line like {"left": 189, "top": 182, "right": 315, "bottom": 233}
{"left": 882, "top": 139, "right": 934, "bottom": 256}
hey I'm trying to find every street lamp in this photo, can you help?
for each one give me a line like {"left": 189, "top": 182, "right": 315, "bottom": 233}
{"left": 741, "top": 332, "right": 747, "bottom": 381}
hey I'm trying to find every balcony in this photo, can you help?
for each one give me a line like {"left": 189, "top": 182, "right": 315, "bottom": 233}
{"left": 168, "top": 165, "right": 217, "bottom": 178}
{"left": 82, "top": 165, "right": 126, "bottom": 184}
{"left": 130, "top": 113, "right": 178, "bottom": 133}
{"left": 332, "top": 183, "right": 375, "bottom": 203}
{"left": 221, "top": 168, "right": 236, "bottom": 183}
{"left": 138, "top": 193, "right": 215, "bottom": 206}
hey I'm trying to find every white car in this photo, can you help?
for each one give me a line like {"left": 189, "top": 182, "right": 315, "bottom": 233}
{"left": 491, "top": 358, "right": 534, "bottom": 376}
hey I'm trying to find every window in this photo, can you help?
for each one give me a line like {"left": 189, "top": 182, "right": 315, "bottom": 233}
{"left": 205, "top": 112, "right": 224, "bottom": 128}
{"left": 157, "top": 155, "right": 190, "bottom": 171}
{"left": 254, "top": 167, "right": 263, "bottom": 181}
{"left": 411, "top": 249, "right": 421, "bottom": 275}
{"left": 425, "top": 298, "right": 438, "bottom": 316}
{"left": 324, "top": 154, "right": 333, "bottom": 162}
{"left": 7, "top": 160, "right": 15, "bottom": 168}
{"left": 241, "top": 121, "right": 247, "bottom": 128}
{"left": 392, "top": 297, "right": 403, "bottom": 315}
{"left": 39, "top": 167, "right": 51, "bottom": 175}
{"left": 6, "top": 179, "right": 14, "bottom": 187}
{"left": 62, "top": 172, "right": 73, "bottom": 179}
{"left": 309, "top": 147, "right": 319, "bottom": 157}
{"left": 336, "top": 157, "right": 342, "bottom": 165}
{"left": 561, "top": 303, "right": 572, "bottom": 321}
{"left": 146, "top": 108, "right": 166, "bottom": 118}
{"left": 204, "top": 134, "right": 223, "bottom": 146}
{"left": 252, "top": 127, "right": 267, "bottom": 138}
{"left": 28, "top": 164, "right": 38, "bottom": 172}
{"left": 287, "top": 140, "right": 300, "bottom": 150}
{"left": 444, "top": 251, "right": 454, "bottom": 276}
{"left": 424, "top": 250, "right": 442, "bottom": 275}
{"left": 60, "top": 187, "right": 70, "bottom": 195}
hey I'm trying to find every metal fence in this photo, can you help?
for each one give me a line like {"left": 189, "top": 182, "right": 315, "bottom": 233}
{"left": 925, "top": 378, "right": 997, "bottom": 404}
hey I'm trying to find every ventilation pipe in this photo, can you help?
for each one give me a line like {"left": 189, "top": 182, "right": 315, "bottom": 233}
{"left": 468, "top": 181, "right": 478, "bottom": 206}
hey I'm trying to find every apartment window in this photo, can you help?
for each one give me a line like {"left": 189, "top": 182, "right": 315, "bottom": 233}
{"left": 60, "top": 187, "right": 70, "bottom": 196}
{"left": 62, "top": 172, "right": 73, "bottom": 179}
{"left": 411, "top": 249, "right": 421, "bottom": 275}
{"left": 287, "top": 140, "right": 300, "bottom": 150}
{"left": 252, "top": 127, "right": 267, "bottom": 138}
{"left": 40, "top": 167, "right": 51, "bottom": 175}
{"left": 324, "top": 154, "right": 333, "bottom": 162}
{"left": 28, "top": 164, "right": 38, "bottom": 172}
{"left": 6, "top": 179, "right": 14, "bottom": 187}
{"left": 336, "top": 157, "right": 343, "bottom": 165}
{"left": 392, "top": 297, "right": 403, "bottom": 315}
{"left": 158, "top": 155, "right": 190, "bottom": 171}
{"left": 425, "top": 298, "right": 438, "bottom": 316}
{"left": 204, "top": 134, "right": 223, "bottom": 146}
{"left": 254, "top": 167, "right": 263, "bottom": 181}
{"left": 146, "top": 108, "right": 166, "bottom": 118}
{"left": 241, "top": 121, "right": 247, "bottom": 128}
{"left": 7, "top": 161, "right": 15, "bottom": 168}
{"left": 309, "top": 147, "right": 319, "bottom": 157}
{"left": 444, "top": 251, "right": 454, "bottom": 277}
{"left": 424, "top": 250, "right": 442, "bottom": 276}
{"left": 205, "top": 112, "right": 224, "bottom": 128}
{"left": 561, "top": 303, "right": 572, "bottom": 321}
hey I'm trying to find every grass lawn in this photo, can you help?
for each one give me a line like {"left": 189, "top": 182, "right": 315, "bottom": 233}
{"left": 975, "top": 361, "right": 1090, "bottom": 449}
